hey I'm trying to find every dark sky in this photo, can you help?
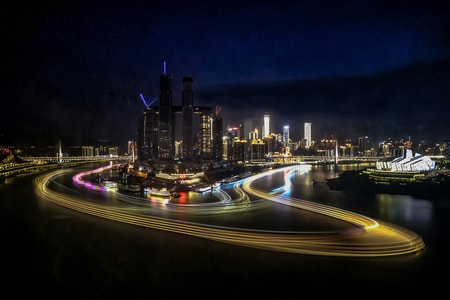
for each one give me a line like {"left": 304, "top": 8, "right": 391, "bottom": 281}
{"left": 2, "top": 0, "right": 449, "bottom": 145}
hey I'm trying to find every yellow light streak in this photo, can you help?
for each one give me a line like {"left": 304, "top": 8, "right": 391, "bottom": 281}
{"left": 34, "top": 165, "right": 425, "bottom": 257}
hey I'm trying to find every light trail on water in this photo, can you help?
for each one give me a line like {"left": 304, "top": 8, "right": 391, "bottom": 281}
{"left": 34, "top": 165, "right": 425, "bottom": 257}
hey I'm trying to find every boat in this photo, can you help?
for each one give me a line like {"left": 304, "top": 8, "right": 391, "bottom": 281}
{"left": 327, "top": 149, "right": 450, "bottom": 199}
{"left": 194, "top": 182, "right": 221, "bottom": 193}
{"left": 101, "top": 180, "right": 118, "bottom": 189}
{"left": 145, "top": 187, "right": 171, "bottom": 197}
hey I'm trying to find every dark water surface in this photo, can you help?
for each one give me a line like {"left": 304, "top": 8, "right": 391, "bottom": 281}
{"left": 1, "top": 164, "right": 449, "bottom": 299}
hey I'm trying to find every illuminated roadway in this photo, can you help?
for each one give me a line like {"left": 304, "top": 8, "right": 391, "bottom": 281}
{"left": 34, "top": 164, "right": 425, "bottom": 257}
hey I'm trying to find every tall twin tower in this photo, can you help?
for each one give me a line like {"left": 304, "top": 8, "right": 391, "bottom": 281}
{"left": 137, "top": 67, "right": 223, "bottom": 163}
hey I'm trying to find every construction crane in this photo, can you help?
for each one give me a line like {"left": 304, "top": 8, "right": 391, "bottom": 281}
{"left": 215, "top": 105, "right": 222, "bottom": 117}
{"left": 139, "top": 93, "right": 158, "bottom": 109}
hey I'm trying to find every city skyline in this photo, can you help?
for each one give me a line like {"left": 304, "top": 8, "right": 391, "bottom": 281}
{"left": 2, "top": 0, "right": 449, "bottom": 145}
{"left": 1, "top": 63, "right": 448, "bottom": 154}
{"left": 2, "top": 2, "right": 449, "bottom": 295}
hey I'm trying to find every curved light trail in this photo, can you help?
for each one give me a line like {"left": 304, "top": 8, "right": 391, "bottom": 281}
{"left": 241, "top": 164, "right": 425, "bottom": 256}
{"left": 34, "top": 165, "right": 425, "bottom": 257}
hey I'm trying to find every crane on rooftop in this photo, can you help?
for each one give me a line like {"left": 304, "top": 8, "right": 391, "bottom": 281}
{"left": 139, "top": 93, "right": 158, "bottom": 109}
{"left": 215, "top": 105, "right": 222, "bottom": 117}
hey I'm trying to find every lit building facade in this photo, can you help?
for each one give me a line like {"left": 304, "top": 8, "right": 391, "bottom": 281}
{"left": 199, "top": 113, "right": 212, "bottom": 160}
{"left": 226, "top": 126, "right": 240, "bottom": 161}
{"left": 304, "top": 122, "right": 311, "bottom": 148}
{"left": 283, "top": 125, "right": 290, "bottom": 148}
{"left": 233, "top": 138, "right": 247, "bottom": 162}
{"left": 263, "top": 112, "right": 270, "bottom": 138}
{"left": 250, "top": 139, "right": 265, "bottom": 161}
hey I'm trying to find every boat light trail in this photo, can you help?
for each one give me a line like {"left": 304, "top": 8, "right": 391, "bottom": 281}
{"left": 34, "top": 165, "right": 425, "bottom": 257}
{"left": 72, "top": 163, "right": 121, "bottom": 192}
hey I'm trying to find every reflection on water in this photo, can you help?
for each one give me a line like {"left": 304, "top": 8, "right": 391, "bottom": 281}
{"left": 55, "top": 162, "right": 441, "bottom": 235}
{"left": 2, "top": 162, "right": 450, "bottom": 297}
{"left": 292, "top": 164, "right": 438, "bottom": 236}
{"left": 376, "top": 194, "right": 432, "bottom": 228}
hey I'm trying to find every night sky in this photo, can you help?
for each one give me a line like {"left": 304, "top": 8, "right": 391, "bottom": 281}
{"left": 2, "top": 0, "right": 449, "bottom": 146}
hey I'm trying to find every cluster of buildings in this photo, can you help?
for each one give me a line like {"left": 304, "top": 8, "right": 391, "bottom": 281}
{"left": 135, "top": 69, "right": 317, "bottom": 171}
{"left": 2, "top": 66, "right": 449, "bottom": 168}
{"left": 136, "top": 72, "right": 223, "bottom": 171}
{"left": 135, "top": 67, "right": 450, "bottom": 173}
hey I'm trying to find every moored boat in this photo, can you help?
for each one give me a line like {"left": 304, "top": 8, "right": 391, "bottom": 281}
{"left": 144, "top": 187, "right": 171, "bottom": 197}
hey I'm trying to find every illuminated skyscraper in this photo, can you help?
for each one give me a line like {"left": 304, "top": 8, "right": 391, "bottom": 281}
{"left": 304, "top": 122, "right": 312, "bottom": 148}
{"left": 283, "top": 125, "right": 289, "bottom": 148}
{"left": 199, "top": 113, "right": 212, "bottom": 159}
{"left": 263, "top": 112, "right": 270, "bottom": 138}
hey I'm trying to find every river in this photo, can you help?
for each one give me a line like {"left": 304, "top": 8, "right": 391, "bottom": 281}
{"left": 1, "top": 163, "right": 449, "bottom": 299}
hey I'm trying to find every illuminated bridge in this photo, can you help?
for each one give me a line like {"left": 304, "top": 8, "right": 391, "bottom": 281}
{"left": 19, "top": 155, "right": 132, "bottom": 163}
{"left": 269, "top": 155, "right": 380, "bottom": 163}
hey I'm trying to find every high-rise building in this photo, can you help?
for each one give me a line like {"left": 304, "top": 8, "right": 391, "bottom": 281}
{"left": 198, "top": 110, "right": 212, "bottom": 160}
{"left": 136, "top": 107, "right": 158, "bottom": 161}
{"left": 233, "top": 138, "right": 247, "bottom": 162}
{"left": 358, "top": 136, "right": 370, "bottom": 156}
{"left": 304, "top": 122, "right": 312, "bottom": 148}
{"left": 136, "top": 66, "right": 216, "bottom": 163}
{"left": 158, "top": 73, "right": 174, "bottom": 159}
{"left": 244, "top": 118, "right": 262, "bottom": 142}
{"left": 263, "top": 112, "right": 270, "bottom": 138}
{"left": 250, "top": 139, "right": 265, "bottom": 161}
{"left": 239, "top": 124, "right": 244, "bottom": 139}
{"left": 226, "top": 125, "right": 240, "bottom": 161}
{"left": 263, "top": 134, "right": 276, "bottom": 155}
{"left": 182, "top": 76, "right": 194, "bottom": 160}
{"left": 283, "top": 125, "right": 289, "bottom": 148}
{"left": 212, "top": 107, "right": 223, "bottom": 161}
